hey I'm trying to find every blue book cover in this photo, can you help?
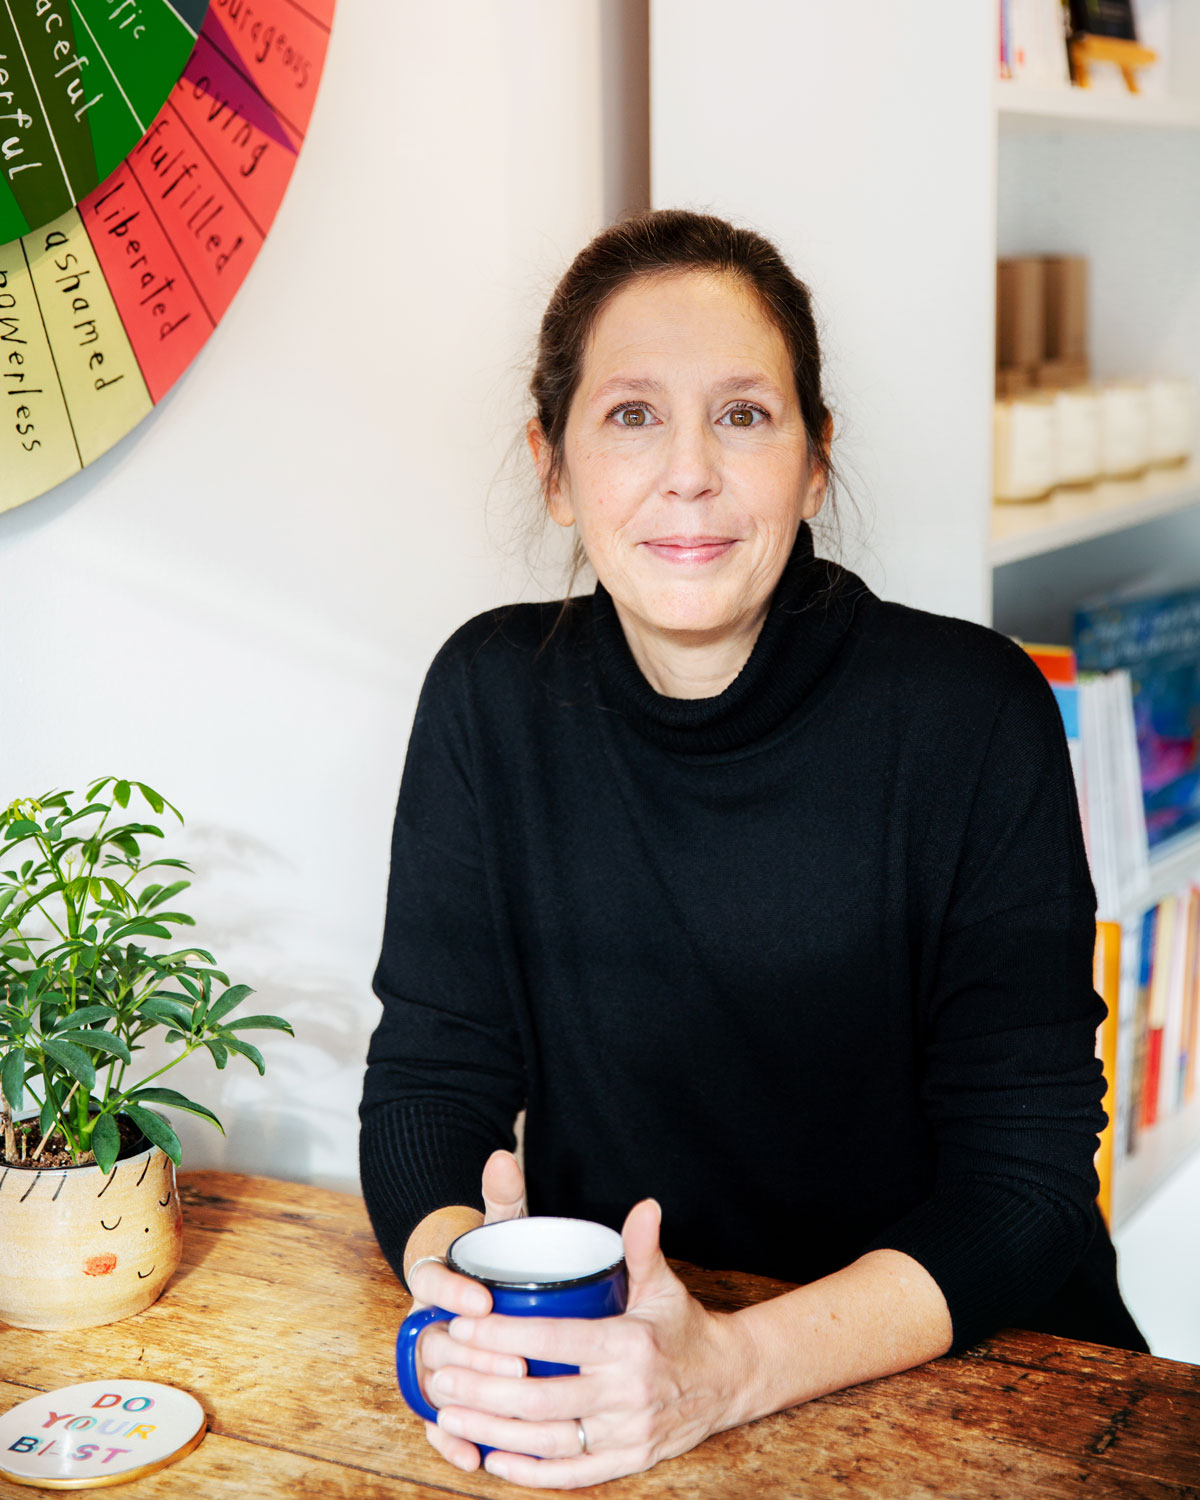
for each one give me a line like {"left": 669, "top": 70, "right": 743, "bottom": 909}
{"left": 1074, "top": 587, "right": 1200, "bottom": 851}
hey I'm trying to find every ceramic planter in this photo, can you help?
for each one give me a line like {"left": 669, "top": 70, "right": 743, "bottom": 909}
{"left": 0, "top": 1121, "right": 183, "bottom": 1331}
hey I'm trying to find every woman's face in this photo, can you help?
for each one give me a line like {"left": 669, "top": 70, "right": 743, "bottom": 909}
{"left": 532, "top": 270, "right": 827, "bottom": 644}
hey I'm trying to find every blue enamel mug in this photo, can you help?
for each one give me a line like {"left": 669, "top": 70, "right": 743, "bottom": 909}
{"left": 396, "top": 1216, "right": 627, "bottom": 1454}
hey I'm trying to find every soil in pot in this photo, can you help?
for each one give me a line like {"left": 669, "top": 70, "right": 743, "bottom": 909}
{"left": 1, "top": 1112, "right": 145, "bottom": 1170}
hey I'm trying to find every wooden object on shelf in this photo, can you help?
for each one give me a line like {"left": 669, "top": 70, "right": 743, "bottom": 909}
{"left": 2, "top": 1171, "right": 1198, "bottom": 1499}
{"left": 997, "top": 256, "right": 1046, "bottom": 367}
{"left": 1094, "top": 919, "right": 1122, "bottom": 1228}
{"left": 1069, "top": 34, "right": 1159, "bottom": 93}
{"left": 996, "top": 366, "right": 1035, "bottom": 397}
{"left": 1043, "top": 256, "right": 1089, "bottom": 362}
{"left": 1033, "top": 359, "right": 1079, "bottom": 389}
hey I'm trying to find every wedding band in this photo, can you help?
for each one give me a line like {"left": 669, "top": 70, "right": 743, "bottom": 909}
{"left": 407, "top": 1253, "right": 446, "bottom": 1288}
{"left": 576, "top": 1419, "right": 588, "bottom": 1455}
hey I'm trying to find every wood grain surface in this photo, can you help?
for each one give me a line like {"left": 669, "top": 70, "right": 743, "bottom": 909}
{"left": 1, "top": 1171, "right": 1197, "bottom": 1498}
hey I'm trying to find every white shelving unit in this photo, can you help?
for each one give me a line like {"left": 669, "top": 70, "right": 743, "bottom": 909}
{"left": 996, "top": 76, "right": 1200, "bottom": 131}
{"left": 989, "top": 18, "right": 1200, "bottom": 1234}
{"left": 990, "top": 461, "right": 1200, "bottom": 565}
{"left": 652, "top": 0, "right": 1200, "bottom": 1329}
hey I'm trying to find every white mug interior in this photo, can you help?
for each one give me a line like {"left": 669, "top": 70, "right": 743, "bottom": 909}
{"left": 449, "top": 1216, "right": 624, "bottom": 1286}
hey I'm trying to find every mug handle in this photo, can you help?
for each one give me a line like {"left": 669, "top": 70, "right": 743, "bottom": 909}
{"left": 396, "top": 1305, "right": 453, "bottom": 1423}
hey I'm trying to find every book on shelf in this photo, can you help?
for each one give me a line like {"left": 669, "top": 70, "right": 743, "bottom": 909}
{"left": 1093, "top": 917, "right": 1121, "bottom": 1226}
{"left": 1074, "top": 583, "right": 1200, "bottom": 857}
{"left": 1120, "top": 887, "right": 1200, "bottom": 1150}
{"left": 999, "top": 0, "right": 1071, "bottom": 84}
{"left": 1019, "top": 638, "right": 1200, "bottom": 1223}
{"left": 1013, "top": 637, "right": 1149, "bottom": 919}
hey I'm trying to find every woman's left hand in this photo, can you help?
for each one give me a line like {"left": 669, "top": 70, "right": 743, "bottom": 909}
{"left": 423, "top": 1198, "right": 751, "bottom": 1488}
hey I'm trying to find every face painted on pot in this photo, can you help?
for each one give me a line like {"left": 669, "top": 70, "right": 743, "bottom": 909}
{"left": 80, "top": 1153, "right": 179, "bottom": 1284}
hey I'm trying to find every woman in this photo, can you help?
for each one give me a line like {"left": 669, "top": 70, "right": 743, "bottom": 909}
{"left": 359, "top": 209, "right": 1147, "bottom": 1488}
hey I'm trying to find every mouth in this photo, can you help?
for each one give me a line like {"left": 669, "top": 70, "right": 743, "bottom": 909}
{"left": 641, "top": 537, "right": 737, "bottom": 565}
{"left": 137, "top": 1266, "right": 156, "bottom": 1280}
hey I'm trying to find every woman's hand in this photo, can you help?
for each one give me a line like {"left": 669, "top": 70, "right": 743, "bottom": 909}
{"left": 424, "top": 1198, "right": 753, "bottom": 1488}
{"left": 405, "top": 1149, "right": 530, "bottom": 1462}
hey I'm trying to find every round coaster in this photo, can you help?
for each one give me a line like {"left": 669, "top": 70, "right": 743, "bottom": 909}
{"left": 0, "top": 1380, "right": 206, "bottom": 1490}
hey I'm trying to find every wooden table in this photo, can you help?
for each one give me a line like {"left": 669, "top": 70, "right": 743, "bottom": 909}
{"left": 2, "top": 1172, "right": 1197, "bottom": 1497}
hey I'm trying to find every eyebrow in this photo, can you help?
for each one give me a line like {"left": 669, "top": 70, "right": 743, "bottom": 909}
{"left": 589, "top": 374, "right": 785, "bottom": 404}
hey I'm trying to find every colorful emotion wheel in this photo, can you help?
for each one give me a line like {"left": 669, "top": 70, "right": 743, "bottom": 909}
{"left": 0, "top": 1, "right": 211, "bottom": 244}
{"left": 1, "top": 0, "right": 334, "bottom": 513}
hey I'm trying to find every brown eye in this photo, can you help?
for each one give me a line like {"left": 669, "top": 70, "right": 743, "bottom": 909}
{"left": 729, "top": 408, "right": 754, "bottom": 427}
{"left": 620, "top": 407, "right": 646, "bottom": 427}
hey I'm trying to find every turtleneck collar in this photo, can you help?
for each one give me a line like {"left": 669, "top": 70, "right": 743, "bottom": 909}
{"left": 588, "top": 519, "right": 873, "bottom": 754}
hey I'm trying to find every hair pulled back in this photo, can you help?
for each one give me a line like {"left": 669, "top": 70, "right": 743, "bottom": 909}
{"left": 531, "top": 208, "right": 835, "bottom": 499}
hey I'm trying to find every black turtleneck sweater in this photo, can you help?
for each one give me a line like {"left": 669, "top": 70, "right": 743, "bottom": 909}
{"left": 359, "top": 522, "right": 1147, "bottom": 1358}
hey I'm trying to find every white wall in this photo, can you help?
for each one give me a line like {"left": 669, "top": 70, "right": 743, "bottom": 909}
{"left": 0, "top": 0, "right": 647, "bottom": 1193}
{"left": 650, "top": 0, "right": 997, "bottom": 622}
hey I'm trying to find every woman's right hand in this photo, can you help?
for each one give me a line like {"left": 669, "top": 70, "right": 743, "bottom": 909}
{"left": 406, "top": 1149, "right": 528, "bottom": 1471}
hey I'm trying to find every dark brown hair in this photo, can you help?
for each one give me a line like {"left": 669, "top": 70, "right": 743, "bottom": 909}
{"left": 529, "top": 208, "right": 842, "bottom": 592}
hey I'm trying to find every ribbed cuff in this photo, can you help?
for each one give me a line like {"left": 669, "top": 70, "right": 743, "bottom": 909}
{"left": 862, "top": 1177, "right": 1095, "bottom": 1356}
{"left": 358, "top": 1100, "right": 510, "bottom": 1287}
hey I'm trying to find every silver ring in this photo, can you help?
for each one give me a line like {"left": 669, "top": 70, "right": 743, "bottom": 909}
{"left": 407, "top": 1253, "right": 445, "bottom": 1289}
{"left": 576, "top": 1419, "right": 588, "bottom": 1455}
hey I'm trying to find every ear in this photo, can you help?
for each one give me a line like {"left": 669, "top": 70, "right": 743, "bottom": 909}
{"left": 803, "top": 412, "right": 833, "bottom": 519}
{"left": 527, "top": 417, "right": 575, "bottom": 529}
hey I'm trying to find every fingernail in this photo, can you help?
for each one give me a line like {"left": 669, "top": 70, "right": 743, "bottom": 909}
{"left": 431, "top": 1371, "right": 454, "bottom": 1396}
{"left": 485, "top": 1457, "right": 509, "bottom": 1480}
{"left": 449, "top": 1318, "right": 476, "bottom": 1340}
{"left": 500, "top": 1356, "right": 524, "bottom": 1377}
{"left": 437, "top": 1410, "right": 463, "bottom": 1436}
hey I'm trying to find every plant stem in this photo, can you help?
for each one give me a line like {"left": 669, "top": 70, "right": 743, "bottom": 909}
{"left": 31, "top": 1078, "right": 81, "bottom": 1162}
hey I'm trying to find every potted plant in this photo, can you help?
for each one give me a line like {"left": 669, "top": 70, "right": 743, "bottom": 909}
{"left": 0, "top": 778, "right": 292, "bottom": 1331}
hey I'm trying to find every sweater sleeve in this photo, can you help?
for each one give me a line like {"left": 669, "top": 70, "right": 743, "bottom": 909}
{"left": 358, "top": 634, "right": 526, "bottom": 1286}
{"left": 862, "top": 650, "right": 1108, "bottom": 1356}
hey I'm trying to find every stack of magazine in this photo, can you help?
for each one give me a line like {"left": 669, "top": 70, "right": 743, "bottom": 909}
{"left": 1017, "top": 641, "right": 1150, "bottom": 921}
{"left": 1017, "top": 576, "right": 1200, "bottom": 920}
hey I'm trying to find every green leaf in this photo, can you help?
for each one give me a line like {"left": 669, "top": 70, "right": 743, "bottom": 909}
{"left": 91, "top": 1112, "right": 120, "bottom": 1173}
{"left": 147, "top": 911, "right": 196, "bottom": 928}
{"left": 2, "top": 1047, "right": 25, "bottom": 1109}
{"left": 101, "top": 879, "right": 131, "bottom": 910}
{"left": 225, "top": 1014, "right": 294, "bottom": 1035}
{"left": 204, "top": 984, "right": 255, "bottom": 1027}
{"left": 134, "top": 996, "right": 192, "bottom": 1029}
{"left": 113, "top": 781, "right": 131, "bottom": 809}
{"left": 39, "top": 1094, "right": 56, "bottom": 1137}
{"left": 61, "top": 802, "right": 109, "bottom": 827}
{"left": 41, "top": 1037, "right": 96, "bottom": 1090}
{"left": 119, "top": 1104, "right": 182, "bottom": 1166}
{"left": 128, "top": 1087, "right": 224, "bottom": 1133}
{"left": 142, "top": 880, "right": 191, "bottom": 911}
{"left": 134, "top": 782, "right": 161, "bottom": 813}
{"left": 0, "top": 887, "right": 15, "bottom": 918}
{"left": 3, "top": 819, "right": 39, "bottom": 841}
{"left": 163, "top": 1029, "right": 186, "bottom": 1045}
{"left": 54, "top": 1030, "right": 132, "bottom": 1065}
{"left": 222, "top": 1036, "right": 265, "bottom": 1075}
{"left": 63, "top": 1005, "right": 120, "bottom": 1028}
{"left": 203, "top": 1037, "right": 228, "bottom": 1069}
{"left": 105, "top": 919, "right": 171, "bottom": 942}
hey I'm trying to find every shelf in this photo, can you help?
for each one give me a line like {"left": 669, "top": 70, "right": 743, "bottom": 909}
{"left": 1113, "top": 1097, "right": 1200, "bottom": 1230}
{"left": 1111, "top": 828, "right": 1200, "bottom": 927}
{"left": 996, "top": 78, "right": 1200, "bottom": 133}
{"left": 990, "top": 460, "right": 1200, "bottom": 566}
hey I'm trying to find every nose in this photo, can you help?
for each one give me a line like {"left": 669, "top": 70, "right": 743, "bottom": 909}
{"left": 660, "top": 412, "right": 722, "bottom": 503}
